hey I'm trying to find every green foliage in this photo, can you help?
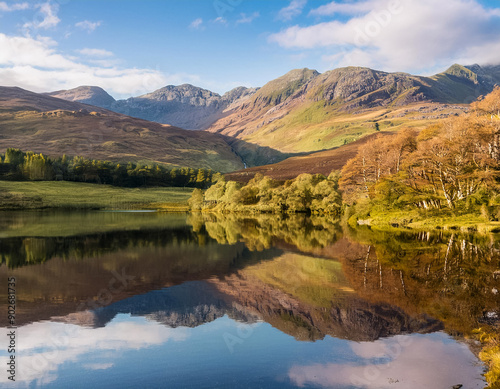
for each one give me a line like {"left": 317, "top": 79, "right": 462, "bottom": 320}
{"left": 188, "top": 172, "right": 342, "bottom": 216}
{"left": 4, "top": 148, "right": 24, "bottom": 165}
{"left": 187, "top": 213, "right": 341, "bottom": 252}
{"left": 23, "top": 152, "right": 53, "bottom": 181}
{"left": 188, "top": 188, "right": 204, "bottom": 211}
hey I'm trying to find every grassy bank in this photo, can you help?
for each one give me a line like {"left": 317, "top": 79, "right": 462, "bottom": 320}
{"left": 346, "top": 200, "right": 500, "bottom": 234}
{"left": 0, "top": 181, "right": 192, "bottom": 211}
{"left": 474, "top": 327, "right": 500, "bottom": 388}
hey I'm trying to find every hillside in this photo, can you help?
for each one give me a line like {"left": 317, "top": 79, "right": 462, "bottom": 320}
{"left": 225, "top": 132, "right": 391, "bottom": 182}
{"left": 206, "top": 64, "right": 500, "bottom": 154}
{"left": 0, "top": 87, "right": 244, "bottom": 172}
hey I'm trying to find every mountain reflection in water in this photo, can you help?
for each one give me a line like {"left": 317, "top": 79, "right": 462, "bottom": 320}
{"left": 0, "top": 211, "right": 496, "bottom": 388}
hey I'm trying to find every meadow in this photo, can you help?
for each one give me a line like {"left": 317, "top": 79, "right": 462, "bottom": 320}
{"left": 0, "top": 181, "right": 192, "bottom": 211}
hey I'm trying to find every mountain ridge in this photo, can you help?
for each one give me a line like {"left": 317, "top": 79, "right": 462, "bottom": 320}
{"left": 18, "top": 62, "right": 500, "bottom": 169}
{"left": 46, "top": 63, "right": 500, "bottom": 130}
{"left": 48, "top": 83, "right": 260, "bottom": 131}
{"left": 205, "top": 63, "right": 500, "bottom": 154}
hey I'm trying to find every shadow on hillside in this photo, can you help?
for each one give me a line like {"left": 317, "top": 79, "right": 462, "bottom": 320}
{"left": 220, "top": 135, "right": 308, "bottom": 168}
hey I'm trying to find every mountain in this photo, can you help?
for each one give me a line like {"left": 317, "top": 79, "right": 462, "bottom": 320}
{"left": 39, "top": 63, "right": 500, "bottom": 168}
{"left": 205, "top": 64, "right": 500, "bottom": 154}
{"left": 0, "top": 86, "right": 243, "bottom": 172}
{"left": 50, "top": 84, "right": 259, "bottom": 131}
{"left": 47, "top": 86, "right": 116, "bottom": 108}
{"left": 111, "top": 84, "right": 226, "bottom": 130}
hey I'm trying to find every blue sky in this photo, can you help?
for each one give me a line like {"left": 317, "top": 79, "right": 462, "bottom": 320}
{"left": 1, "top": 0, "right": 500, "bottom": 98}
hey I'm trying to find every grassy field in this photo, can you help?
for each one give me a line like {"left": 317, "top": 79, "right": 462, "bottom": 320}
{"left": 0, "top": 181, "right": 193, "bottom": 211}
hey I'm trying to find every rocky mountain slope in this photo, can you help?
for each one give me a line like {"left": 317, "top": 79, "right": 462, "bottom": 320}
{"left": 205, "top": 64, "right": 500, "bottom": 154}
{"left": 48, "top": 83, "right": 259, "bottom": 131}
{"left": 0, "top": 86, "right": 243, "bottom": 172}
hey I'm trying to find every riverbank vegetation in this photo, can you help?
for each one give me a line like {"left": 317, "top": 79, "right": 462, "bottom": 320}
{"left": 188, "top": 88, "right": 500, "bottom": 232}
{"left": 339, "top": 86, "right": 500, "bottom": 231}
{"left": 188, "top": 172, "right": 342, "bottom": 216}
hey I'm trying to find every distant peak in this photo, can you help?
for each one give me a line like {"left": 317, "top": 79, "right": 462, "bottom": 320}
{"left": 442, "top": 64, "right": 479, "bottom": 83}
{"left": 282, "top": 67, "right": 320, "bottom": 78}
{"left": 47, "top": 85, "right": 115, "bottom": 107}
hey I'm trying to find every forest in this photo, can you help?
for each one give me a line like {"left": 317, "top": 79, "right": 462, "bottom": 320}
{"left": 0, "top": 149, "right": 215, "bottom": 188}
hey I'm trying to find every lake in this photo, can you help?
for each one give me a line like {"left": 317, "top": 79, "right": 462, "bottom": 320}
{"left": 0, "top": 211, "right": 498, "bottom": 388}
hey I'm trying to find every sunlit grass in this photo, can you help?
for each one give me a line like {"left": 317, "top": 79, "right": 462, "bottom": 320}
{"left": 0, "top": 180, "right": 192, "bottom": 211}
{"left": 474, "top": 328, "right": 500, "bottom": 388}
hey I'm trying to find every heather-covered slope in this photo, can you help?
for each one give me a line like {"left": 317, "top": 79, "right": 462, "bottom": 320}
{"left": 0, "top": 86, "right": 244, "bottom": 172}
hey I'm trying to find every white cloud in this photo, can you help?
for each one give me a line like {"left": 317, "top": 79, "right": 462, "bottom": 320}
{"left": 75, "top": 20, "right": 101, "bottom": 33}
{"left": 0, "top": 1, "right": 29, "bottom": 12}
{"left": 270, "top": 0, "right": 500, "bottom": 73}
{"left": 23, "top": 2, "right": 60, "bottom": 31}
{"left": 77, "top": 48, "right": 114, "bottom": 58}
{"left": 0, "top": 34, "right": 77, "bottom": 69}
{"left": 309, "top": 1, "right": 376, "bottom": 16}
{"left": 0, "top": 33, "right": 201, "bottom": 97}
{"left": 87, "top": 58, "right": 122, "bottom": 68}
{"left": 0, "top": 316, "right": 189, "bottom": 386}
{"left": 189, "top": 18, "right": 204, "bottom": 30}
{"left": 289, "top": 334, "right": 484, "bottom": 389}
{"left": 213, "top": 16, "right": 227, "bottom": 24}
{"left": 236, "top": 12, "right": 260, "bottom": 25}
{"left": 277, "top": 0, "right": 307, "bottom": 21}
{"left": 83, "top": 363, "right": 115, "bottom": 371}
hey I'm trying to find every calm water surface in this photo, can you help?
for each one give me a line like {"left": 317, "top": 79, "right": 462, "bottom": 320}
{"left": 0, "top": 211, "right": 498, "bottom": 388}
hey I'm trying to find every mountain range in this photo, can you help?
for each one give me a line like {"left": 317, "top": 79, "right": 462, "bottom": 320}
{"left": 48, "top": 84, "right": 259, "bottom": 130}
{"left": 2, "top": 63, "right": 500, "bottom": 174}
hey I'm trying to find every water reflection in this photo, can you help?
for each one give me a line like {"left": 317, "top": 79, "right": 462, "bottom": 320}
{"left": 289, "top": 333, "right": 483, "bottom": 389}
{"left": 0, "top": 211, "right": 496, "bottom": 388}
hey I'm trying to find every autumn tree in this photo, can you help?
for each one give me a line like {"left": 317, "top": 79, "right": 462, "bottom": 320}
{"left": 340, "top": 131, "right": 417, "bottom": 203}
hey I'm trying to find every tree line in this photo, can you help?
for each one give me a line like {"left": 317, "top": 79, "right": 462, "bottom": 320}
{"left": 0, "top": 149, "right": 216, "bottom": 188}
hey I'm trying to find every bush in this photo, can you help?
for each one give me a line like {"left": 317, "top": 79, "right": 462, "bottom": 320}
{"left": 188, "top": 172, "right": 342, "bottom": 216}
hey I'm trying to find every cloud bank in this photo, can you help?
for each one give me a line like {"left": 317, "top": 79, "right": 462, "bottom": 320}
{"left": 0, "top": 33, "right": 200, "bottom": 97}
{"left": 270, "top": 0, "right": 500, "bottom": 73}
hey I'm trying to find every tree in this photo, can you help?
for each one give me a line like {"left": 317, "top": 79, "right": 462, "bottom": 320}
{"left": 4, "top": 148, "right": 24, "bottom": 166}
{"left": 188, "top": 188, "right": 204, "bottom": 211}
{"left": 23, "top": 152, "right": 54, "bottom": 180}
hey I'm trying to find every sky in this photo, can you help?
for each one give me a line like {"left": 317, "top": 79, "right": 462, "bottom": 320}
{"left": 1, "top": 0, "right": 500, "bottom": 99}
